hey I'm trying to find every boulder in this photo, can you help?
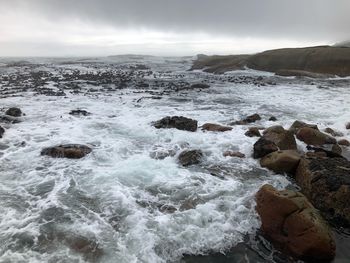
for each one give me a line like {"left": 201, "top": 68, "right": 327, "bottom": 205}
{"left": 5, "top": 107, "right": 22, "bottom": 117}
{"left": 245, "top": 127, "right": 261, "bottom": 137}
{"left": 338, "top": 139, "right": 350, "bottom": 147}
{"left": 256, "top": 184, "right": 335, "bottom": 262}
{"left": 231, "top": 113, "right": 261, "bottom": 125}
{"left": 263, "top": 126, "right": 297, "bottom": 150}
{"left": 306, "top": 144, "right": 343, "bottom": 158}
{"left": 289, "top": 120, "right": 318, "bottom": 134}
{"left": 346, "top": 123, "right": 350, "bottom": 130}
{"left": 153, "top": 116, "right": 197, "bottom": 132}
{"left": 296, "top": 127, "right": 337, "bottom": 146}
{"left": 324, "top": 127, "right": 343, "bottom": 137}
{"left": 260, "top": 150, "right": 301, "bottom": 175}
{"left": 178, "top": 150, "right": 203, "bottom": 166}
{"left": 295, "top": 157, "right": 350, "bottom": 226}
{"left": 253, "top": 137, "right": 278, "bottom": 159}
{"left": 0, "top": 126, "right": 4, "bottom": 138}
{"left": 201, "top": 123, "right": 232, "bottom": 132}
{"left": 269, "top": 116, "right": 277, "bottom": 121}
{"left": 223, "top": 151, "right": 245, "bottom": 158}
{"left": 69, "top": 109, "right": 91, "bottom": 116}
{"left": 41, "top": 144, "right": 92, "bottom": 159}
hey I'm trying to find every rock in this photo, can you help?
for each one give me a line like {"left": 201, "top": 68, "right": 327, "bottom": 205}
{"left": 201, "top": 123, "right": 232, "bottom": 132}
{"left": 69, "top": 109, "right": 91, "bottom": 116}
{"left": 231, "top": 114, "right": 261, "bottom": 125}
{"left": 256, "top": 184, "right": 336, "bottom": 262}
{"left": 305, "top": 151, "right": 328, "bottom": 158}
{"left": 260, "top": 150, "right": 301, "bottom": 175}
{"left": 41, "top": 144, "right": 92, "bottom": 159}
{"left": 5, "top": 107, "right": 22, "bottom": 117}
{"left": 0, "top": 115, "right": 22, "bottom": 124}
{"left": 189, "top": 83, "right": 210, "bottom": 89}
{"left": 178, "top": 150, "right": 203, "bottom": 166}
{"left": 306, "top": 144, "right": 343, "bottom": 158}
{"left": 153, "top": 116, "right": 197, "bottom": 132}
{"left": 296, "top": 127, "right": 337, "bottom": 146}
{"left": 324, "top": 127, "right": 343, "bottom": 137}
{"left": 0, "top": 126, "right": 4, "bottom": 138}
{"left": 253, "top": 137, "right": 279, "bottom": 159}
{"left": 346, "top": 123, "right": 350, "bottom": 129}
{"left": 244, "top": 127, "right": 261, "bottom": 137}
{"left": 223, "top": 151, "right": 245, "bottom": 158}
{"left": 289, "top": 120, "right": 318, "bottom": 134}
{"left": 296, "top": 157, "right": 350, "bottom": 226}
{"left": 269, "top": 116, "right": 277, "bottom": 121}
{"left": 263, "top": 126, "right": 297, "bottom": 150}
{"left": 275, "top": 69, "right": 335, "bottom": 78}
{"left": 338, "top": 139, "right": 350, "bottom": 147}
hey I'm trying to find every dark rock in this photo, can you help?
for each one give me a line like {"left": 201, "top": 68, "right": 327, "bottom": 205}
{"left": 295, "top": 157, "right": 350, "bottom": 226}
{"left": 256, "top": 184, "right": 336, "bottom": 262}
{"left": 338, "top": 139, "right": 350, "bottom": 147}
{"left": 69, "top": 109, "right": 91, "bottom": 116}
{"left": 324, "top": 127, "right": 343, "bottom": 137}
{"left": 263, "top": 126, "right": 297, "bottom": 150}
{"left": 245, "top": 127, "right": 261, "bottom": 137}
{"left": 306, "top": 144, "right": 343, "bottom": 158}
{"left": 201, "top": 123, "right": 232, "bottom": 132}
{"left": 153, "top": 116, "right": 197, "bottom": 132}
{"left": 0, "top": 126, "right": 4, "bottom": 138}
{"left": 269, "top": 116, "right": 277, "bottom": 121}
{"left": 346, "top": 123, "right": 350, "bottom": 130}
{"left": 41, "top": 144, "right": 92, "bottom": 159}
{"left": 223, "top": 151, "right": 245, "bottom": 158}
{"left": 231, "top": 113, "right": 261, "bottom": 125}
{"left": 189, "top": 83, "right": 210, "bottom": 89}
{"left": 296, "top": 127, "right": 337, "bottom": 146}
{"left": 289, "top": 120, "right": 318, "bottom": 134}
{"left": 260, "top": 150, "right": 301, "bottom": 175}
{"left": 5, "top": 107, "right": 22, "bottom": 117}
{"left": 0, "top": 115, "right": 22, "bottom": 124}
{"left": 253, "top": 137, "right": 279, "bottom": 159}
{"left": 178, "top": 149, "right": 203, "bottom": 166}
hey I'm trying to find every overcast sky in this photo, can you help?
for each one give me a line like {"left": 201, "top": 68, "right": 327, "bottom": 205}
{"left": 0, "top": 0, "right": 349, "bottom": 56}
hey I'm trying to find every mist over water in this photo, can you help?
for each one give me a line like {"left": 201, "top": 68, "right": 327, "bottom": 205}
{"left": 0, "top": 56, "right": 350, "bottom": 262}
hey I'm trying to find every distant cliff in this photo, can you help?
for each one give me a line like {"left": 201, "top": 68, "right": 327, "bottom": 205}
{"left": 191, "top": 46, "right": 350, "bottom": 77}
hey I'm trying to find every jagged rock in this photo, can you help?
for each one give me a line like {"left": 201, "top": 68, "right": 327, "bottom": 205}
{"left": 296, "top": 157, "right": 350, "bottom": 226}
{"left": 5, "top": 107, "right": 22, "bottom": 117}
{"left": 324, "top": 127, "right": 343, "bottom": 137}
{"left": 201, "top": 123, "right": 232, "bottom": 132}
{"left": 69, "top": 109, "right": 91, "bottom": 116}
{"left": 223, "top": 151, "right": 245, "bottom": 158}
{"left": 153, "top": 116, "right": 197, "bottom": 132}
{"left": 253, "top": 137, "right": 279, "bottom": 159}
{"left": 296, "top": 127, "right": 337, "bottom": 146}
{"left": 178, "top": 150, "right": 203, "bottom": 166}
{"left": 41, "top": 144, "right": 92, "bottom": 159}
{"left": 263, "top": 126, "right": 297, "bottom": 150}
{"left": 256, "top": 184, "right": 335, "bottom": 262}
{"left": 338, "top": 139, "right": 350, "bottom": 147}
{"left": 289, "top": 120, "right": 318, "bottom": 134}
{"left": 245, "top": 127, "right": 261, "bottom": 137}
{"left": 260, "top": 150, "right": 301, "bottom": 175}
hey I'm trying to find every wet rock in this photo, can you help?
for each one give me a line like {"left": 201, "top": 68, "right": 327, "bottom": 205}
{"left": 69, "top": 109, "right": 91, "bottom": 116}
{"left": 346, "top": 123, "right": 350, "bottom": 129}
{"left": 296, "top": 157, "right": 350, "bottom": 226}
{"left": 296, "top": 127, "right": 337, "bottom": 146}
{"left": 256, "top": 184, "right": 335, "bottom": 262}
{"left": 179, "top": 196, "right": 204, "bottom": 211}
{"left": 223, "top": 151, "right": 245, "bottom": 158}
{"left": 289, "top": 120, "right": 318, "bottom": 134}
{"left": 0, "top": 126, "right": 4, "bottom": 138}
{"left": 178, "top": 149, "right": 203, "bottom": 166}
{"left": 245, "top": 127, "right": 261, "bottom": 137}
{"left": 41, "top": 144, "right": 92, "bottom": 159}
{"left": 260, "top": 150, "right": 301, "bottom": 175}
{"left": 201, "top": 123, "right": 232, "bottom": 132}
{"left": 306, "top": 144, "right": 343, "bottom": 158}
{"left": 5, "top": 107, "right": 22, "bottom": 117}
{"left": 269, "top": 116, "right": 277, "bottom": 121}
{"left": 0, "top": 115, "right": 22, "bottom": 124}
{"left": 158, "top": 204, "right": 177, "bottom": 214}
{"left": 263, "top": 126, "right": 297, "bottom": 150}
{"left": 253, "top": 137, "right": 278, "bottom": 159}
{"left": 153, "top": 116, "right": 197, "bottom": 132}
{"left": 189, "top": 83, "right": 210, "bottom": 89}
{"left": 41, "top": 207, "right": 71, "bottom": 223}
{"left": 231, "top": 113, "right": 261, "bottom": 125}
{"left": 305, "top": 151, "right": 328, "bottom": 158}
{"left": 324, "top": 127, "right": 343, "bottom": 137}
{"left": 338, "top": 139, "right": 350, "bottom": 147}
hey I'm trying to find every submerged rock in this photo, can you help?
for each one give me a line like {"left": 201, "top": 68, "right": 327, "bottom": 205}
{"left": 256, "top": 184, "right": 335, "bottom": 262}
{"left": 223, "top": 151, "right": 245, "bottom": 158}
{"left": 296, "top": 127, "right": 337, "bottom": 146}
{"left": 69, "top": 109, "right": 92, "bottom": 116}
{"left": 189, "top": 83, "right": 210, "bottom": 89}
{"left": 5, "top": 107, "right": 22, "bottom": 117}
{"left": 295, "top": 157, "right": 350, "bottom": 226}
{"left": 253, "top": 137, "right": 278, "bottom": 159}
{"left": 41, "top": 144, "right": 92, "bottom": 159}
{"left": 201, "top": 123, "right": 232, "bottom": 132}
{"left": 260, "top": 150, "right": 301, "bottom": 175}
{"left": 178, "top": 149, "right": 203, "bottom": 166}
{"left": 153, "top": 116, "right": 198, "bottom": 132}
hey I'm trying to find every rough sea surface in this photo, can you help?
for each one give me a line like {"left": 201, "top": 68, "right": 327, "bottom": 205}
{"left": 0, "top": 56, "right": 349, "bottom": 263}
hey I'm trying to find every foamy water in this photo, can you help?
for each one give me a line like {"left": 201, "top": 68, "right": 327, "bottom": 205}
{"left": 0, "top": 57, "right": 350, "bottom": 262}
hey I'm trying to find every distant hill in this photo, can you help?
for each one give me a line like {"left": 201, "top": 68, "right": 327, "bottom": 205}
{"left": 192, "top": 45, "right": 350, "bottom": 77}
